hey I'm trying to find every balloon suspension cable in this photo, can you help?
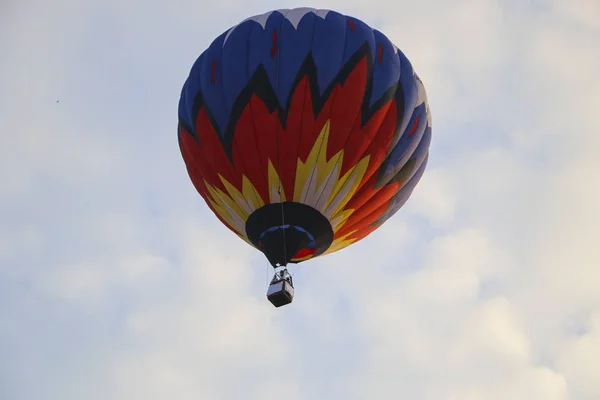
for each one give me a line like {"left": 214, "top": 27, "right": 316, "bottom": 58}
{"left": 265, "top": 258, "right": 269, "bottom": 286}
{"left": 278, "top": 184, "right": 287, "bottom": 265}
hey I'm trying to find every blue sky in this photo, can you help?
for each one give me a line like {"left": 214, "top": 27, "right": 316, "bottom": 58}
{"left": 1, "top": 0, "right": 599, "bottom": 399}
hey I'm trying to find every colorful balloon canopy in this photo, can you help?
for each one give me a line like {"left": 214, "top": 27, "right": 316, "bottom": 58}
{"left": 178, "top": 7, "right": 432, "bottom": 268}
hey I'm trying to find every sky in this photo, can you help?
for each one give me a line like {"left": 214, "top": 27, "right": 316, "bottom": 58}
{"left": 1, "top": 0, "right": 599, "bottom": 399}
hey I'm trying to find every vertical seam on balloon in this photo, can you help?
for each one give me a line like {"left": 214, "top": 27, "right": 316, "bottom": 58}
{"left": 313, "top": 36, "right": 386, "bottom": 210}
{"left": 189, "top": 52, "right": 252, "bottom": 219}
{"left": 244, "top": 21, "right": 274, "bottom": 209}
{"left": 327, "top": 96, "right": 399, "bottom": 227}
{"left": 220, "top": 22, "right": 268, "bottom": 214}
{"left": 345, "top": 57, "right": 405, "bottom": 196}
{"left": 310, "top": 15, "right": 360, "bottom": 213}
{"left": 323, "top": 30, "right": 397, "bottom": 226}
{"left": 299, "top": 14, "right": 344, "bottom": 206}
{"left": 380, "top": 77, "right": 422, "bottom": 180}
{"left": 362, "top": 81, "right": 424, "bottom": 207}
{"left": 217, "top": 43, "right": 260, "bottom": 215}
{"left": 381, "top": 58, "right": 417, "bottom": 164}
{"left": 288, "top": 15, "right": 316, "bottom": 207}
{"left": 339, "top": 43, "right": 417, "bottom": 200}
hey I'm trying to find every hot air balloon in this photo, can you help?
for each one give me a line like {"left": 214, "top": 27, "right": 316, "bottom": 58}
{"left": 177, "top": 7, "right": 432, "bottom": 307}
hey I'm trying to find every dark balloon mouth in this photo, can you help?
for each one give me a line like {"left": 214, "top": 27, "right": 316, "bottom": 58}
{"left": 246, "top": 202, "right": 334, "bottom": 267}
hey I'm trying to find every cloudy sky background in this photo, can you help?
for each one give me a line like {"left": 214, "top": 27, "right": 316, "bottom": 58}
{"left": 1, "top": 0, "right": 599, "bottom": 399}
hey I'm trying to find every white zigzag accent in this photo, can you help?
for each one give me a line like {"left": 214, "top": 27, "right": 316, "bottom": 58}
{"left": 223, "top": 8, "right": 329, "bottom": 46}
{"left": 221, "top": 7, "right": 400, "bottom": 57}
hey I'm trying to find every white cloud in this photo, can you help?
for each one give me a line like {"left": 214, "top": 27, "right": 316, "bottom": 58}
{"left": 557, "top": 313, "right": 600, "bottom": 399}
{"left": 1, "top": 0, "right": 599, "bottom": 399}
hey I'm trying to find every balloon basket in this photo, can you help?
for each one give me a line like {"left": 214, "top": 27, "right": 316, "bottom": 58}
{"left": 266, "top": 268, "right": 294, "bottom": 307}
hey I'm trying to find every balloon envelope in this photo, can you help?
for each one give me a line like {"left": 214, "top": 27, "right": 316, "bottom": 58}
{"left": 178, "top": 8, "right": 432, "bottom": 267}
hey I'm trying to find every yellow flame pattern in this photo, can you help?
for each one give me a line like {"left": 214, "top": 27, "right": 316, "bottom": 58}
{"left": 203, "top": 119, "right": 371, "bottom": 257}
